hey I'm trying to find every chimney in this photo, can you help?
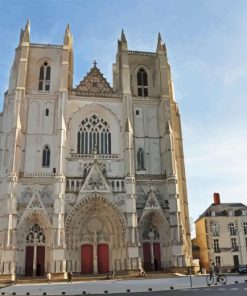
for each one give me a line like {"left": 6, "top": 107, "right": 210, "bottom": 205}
{"left": 213, "top": 192, "right": 221, "bottom": 205}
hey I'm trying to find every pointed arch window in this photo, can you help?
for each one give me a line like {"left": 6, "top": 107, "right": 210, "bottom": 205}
{"left": 42, "top": 145, "right": 50, "bottom": 167}
{"left": 137, "top": 68, "right": 148, "bottom": 97}
{"left": 137, "top": 148, "right": 145, "bottom": 170}
{"left": 39, "top": 62, "right": 51, "bottom": 91}
{"left": 77, "top": 114, "right": 111, "bottom": 155}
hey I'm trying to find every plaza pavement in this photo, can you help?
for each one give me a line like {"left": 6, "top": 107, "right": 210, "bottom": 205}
{"left": 1, "top": 274, "right": 247, "bottom": 295}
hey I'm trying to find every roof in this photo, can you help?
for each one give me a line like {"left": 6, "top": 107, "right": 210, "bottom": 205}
{"left": 195, "top": 202, "right": 247, "bottom": 223}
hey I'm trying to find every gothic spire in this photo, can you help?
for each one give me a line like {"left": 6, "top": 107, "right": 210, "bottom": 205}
{"left": 64, "top": 24, "right": 72, "bottom": 46}
{"left": 118, "top": 29, "right": 128, "bottom": 51}
{"left": 20, "top": 19, "right": 30, "bottom": 44}
{"left": 156, "top": 32, "right": 167, "bottom": 57}
{"left": 121, "top": 29, "right": 127, "bottom": 44}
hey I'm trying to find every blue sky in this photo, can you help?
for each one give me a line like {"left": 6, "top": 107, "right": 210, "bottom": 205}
{"left": 0, "top": 0, "right": 247, "bottom": 236}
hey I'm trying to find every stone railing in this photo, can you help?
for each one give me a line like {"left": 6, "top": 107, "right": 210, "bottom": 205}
{"left": 128, "top": 50, "right": 156, "bottom": 56}
{"left": 136, "top": 174, "right": 166, "bottom": 181}
{"left": 19, "top": 172, "right": 58, "bottom": 178}
{"left": 30, "top": 43, "right": 63, "bottom": 49}
{"left": 26, "top": 90, "right": 58, "bottom": 95}
{"left": 69, "top": 90, "right": 121, "bottom": 99}
{"left": 69, "top": 153, "right": 119, "bottom": 160}
{"left": 65, "top": 177, "right": 125, "bottom": 193}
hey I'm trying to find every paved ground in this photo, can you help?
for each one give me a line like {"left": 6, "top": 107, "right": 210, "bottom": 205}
{"left": 98, "top": 283, "right": 247, "bottom": 296}
{"left": 1, "top": 274, "right": 247, "bottom": 295}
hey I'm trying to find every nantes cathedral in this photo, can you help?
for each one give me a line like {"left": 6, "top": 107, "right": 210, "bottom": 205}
{"left": 0, "top": 21, "right": 192, "bottom": 278}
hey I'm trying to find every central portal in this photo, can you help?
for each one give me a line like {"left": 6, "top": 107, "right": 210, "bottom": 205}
{"left": 66, "top": 195, "right": 127, "bottom": 274}
{"left": 81, "top": 243, "right": 109, "bottom": 274}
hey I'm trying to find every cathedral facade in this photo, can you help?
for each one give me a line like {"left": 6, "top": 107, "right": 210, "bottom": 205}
{"left": 0, "top": 22, "right": 192, "bottom": 278}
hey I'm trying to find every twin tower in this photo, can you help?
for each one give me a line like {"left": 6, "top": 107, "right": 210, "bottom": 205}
{"left": 0, "top": 21, "right": 191, "bottom": 279}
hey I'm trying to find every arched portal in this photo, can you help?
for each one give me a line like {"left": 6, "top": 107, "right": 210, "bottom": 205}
{"left": 139, "top": 210, "right": 170, "bottom": 271}
{"left": 17, "top": 211, "right": 52, "bottom": 276}
{"left": 65, "top": 195, "right": 127, "bottom": 274}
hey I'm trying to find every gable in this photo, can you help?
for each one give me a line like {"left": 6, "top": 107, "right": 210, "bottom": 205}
{"left": 76, "top": 62, "right": 113, "bottom": 94}
{"left": 80, "top": 159, "right": 111, "bottom": 193}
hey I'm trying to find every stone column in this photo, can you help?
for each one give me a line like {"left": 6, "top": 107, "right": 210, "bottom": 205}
{"left": 93, "top": 231, "right": 98, "bottom": 274}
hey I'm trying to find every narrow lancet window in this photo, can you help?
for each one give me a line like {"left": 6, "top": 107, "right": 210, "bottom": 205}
{"left": 137, "top": 148, "right": 145, "bottom": 170}
{"left": 137, "top": 68, "right": 148, "bottom": 97}
{"left": 42, "top": 145, "right": 50, "bottom": 167}
{"left": 39, "top": 62, "right": 51, "bottom": 91}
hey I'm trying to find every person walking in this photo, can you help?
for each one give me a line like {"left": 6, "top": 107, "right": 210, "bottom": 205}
{"left": 46, "top": 272, "right": 51, "bottom": 283}
{"left": 68, "top": 271, "right": 73, "bottom": 283}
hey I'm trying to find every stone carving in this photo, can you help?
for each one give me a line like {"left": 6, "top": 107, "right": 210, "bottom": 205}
{"left": 143, "top": 224, "right": 160, "bottom": 240}
{"left": 85, "top": 172, "right": 107, "bottom": 191}
{"left": 76, "top": 62, "right": 113, "bottom": 94}
{"left": 144, "top": 189, "right": 161, "bottom": 209}
{"left": 80, "top": 160, "right": 111, "bottom": 193}
{"left": 29, "top": 195, "right": 43, "bottom": 209}
{"left": 26, "top": 223, "right": 45, "bottom": 243}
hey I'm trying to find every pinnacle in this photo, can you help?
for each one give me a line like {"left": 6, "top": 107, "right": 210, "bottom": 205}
{"left": 156, "top": 32, "right": 164, "bottom": 52}
{"left": 121, "top": 29, "right": 127, "bottom": 44}
{"left": 124, "top": 118, "right": 133, "bottom": 133}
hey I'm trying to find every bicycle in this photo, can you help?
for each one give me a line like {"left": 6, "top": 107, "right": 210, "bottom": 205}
{"left": 206, "top": 272, "right": 227, "bottom": 285}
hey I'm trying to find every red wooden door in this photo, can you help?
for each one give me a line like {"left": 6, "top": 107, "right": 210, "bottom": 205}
{"left": 97, "top": 244, "right": 109, "bottom": 274}
{"left": 25, "top": 246, "right": 34, "bottom": 276}
{"left": 36, "top": 246, "right": 45, "bottom": 276}
{"left": 153, "top": 243, "right": 161, "bottom": 270}
{"left": 81, "top": 245, "right": 93, "bottom": 274}
{"left": 143, "top": 243, "right": 151, "bottom": 271}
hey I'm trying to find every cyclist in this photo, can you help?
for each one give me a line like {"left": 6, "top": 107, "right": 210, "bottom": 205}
{"left": 211, "top": 262, "right": 219, "bottom": 277}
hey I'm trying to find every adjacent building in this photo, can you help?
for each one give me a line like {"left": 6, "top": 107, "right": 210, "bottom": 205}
{"left": 195, "top": 193, "right": 247, "bottom": 272}
{"left": 0, "top": 21, "right": 192, "bottom": 278}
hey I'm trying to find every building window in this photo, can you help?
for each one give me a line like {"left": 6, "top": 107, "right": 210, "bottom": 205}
{"left": 229, "top": 222, "right": 237, "bottom": 235}
{"left": 211, "top": 223, "right": 219, "bottom": 236}
{"left": 137, "top": 68, "right": 148, "bottom": 97}
{"left": 243, "top": 222, "right": 247, "bottom": 235}
{"left": 215, "top": 256, "right": 221, "bottom": 266}
{"left": 136, "top": 110, "right": 139, "bottom": 116}
{"left": 39, "top": 62, "right": 51, "bottom": 91}
{"left": 137, "top": 148, "right": 145, "bottom": 170}
{"left": 213, "top": 239, "right": 220, "bottom": 253}
{"left": 231, "top": 238, "right": 238, "bottom": 251}
{"left": 45, "top": 108, "right": 49, "bottom": 116}
{"left": 42, "top": 145, "right": 50, "bottom": 167}
{"left": 77, "top": 114, "right": 111, "bottom": 155}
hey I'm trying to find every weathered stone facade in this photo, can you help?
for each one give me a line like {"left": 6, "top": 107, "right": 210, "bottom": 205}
{"left": 0, "top": 22, "right": 192, "bottom": 278}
